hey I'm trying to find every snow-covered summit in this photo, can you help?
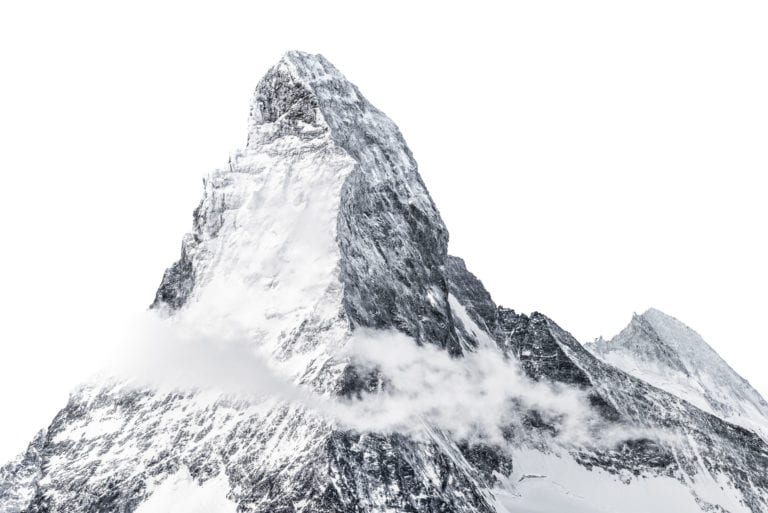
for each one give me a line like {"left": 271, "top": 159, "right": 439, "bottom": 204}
{"left": 587, "top": 308, "right": 768, "bottom": 440}
{"left": 246, "top": 51, "right": 414, "bottom": 162}
{"left": 151, "top": 51, "right": 461, "bottom": 392}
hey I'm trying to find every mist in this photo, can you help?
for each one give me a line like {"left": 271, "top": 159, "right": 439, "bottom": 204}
{"left": 108, "top": 313, "right": 668, "bottom": 450}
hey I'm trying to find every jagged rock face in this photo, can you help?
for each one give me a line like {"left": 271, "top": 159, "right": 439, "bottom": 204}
{"left": 586, "top": 309, "right": 768, "bottom": 441}
{"left": 3, "top": 52, "right": 768, "bottom": 513}
{"left": 0, "top": 431, "right": 45, "bottom": 513}
{"left": 11, "top": 384, "right": 494, "bottom": 513}
{"left": 444, "top": 258, "right": 768, "bottom": 512}
{"left": 443, "top": 257, "right": 497, "bottom": 334}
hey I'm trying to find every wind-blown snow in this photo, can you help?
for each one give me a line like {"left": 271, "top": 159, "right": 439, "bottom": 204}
{"left": 448, "top": 294, "right": 497, "bottom": 349}
{"left": 171, "top": 126, "right": 355, "bottom": 383}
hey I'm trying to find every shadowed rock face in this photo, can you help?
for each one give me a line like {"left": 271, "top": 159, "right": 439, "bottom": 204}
{"left": 3, "top": 52, "right": 768, "bottom": 513}
{"left": 151, "top": 246, "right": 194, "bottom": 310}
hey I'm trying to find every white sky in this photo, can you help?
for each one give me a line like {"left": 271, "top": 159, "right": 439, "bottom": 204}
{"left": 1, "top": 0, "right": 766, "bottom": 462}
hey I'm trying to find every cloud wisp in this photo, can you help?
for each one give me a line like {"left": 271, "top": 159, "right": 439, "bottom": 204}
{"left": 110, "top": 314, "right": 670, "bottom": 449}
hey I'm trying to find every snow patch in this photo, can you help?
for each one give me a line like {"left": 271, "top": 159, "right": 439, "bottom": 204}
{"left": 493, "top": 449, "right": 750, "bottom": 513}
{"left": 135, "top": 468, "right": 236, "bottom": 513}
{"left": 448, "top": 293, "right": 496, "bottom": 348}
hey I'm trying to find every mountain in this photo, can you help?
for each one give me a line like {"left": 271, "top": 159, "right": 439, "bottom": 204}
{"left": 586, "top": 308, "right": 768, "bottom": 441}
{"left": 2, "top": 51, "right": 768, "bottom": 513}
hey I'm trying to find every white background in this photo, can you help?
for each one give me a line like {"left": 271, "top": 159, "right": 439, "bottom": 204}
{"left": 0, "top": 0, "right": 766, "bottom": 462}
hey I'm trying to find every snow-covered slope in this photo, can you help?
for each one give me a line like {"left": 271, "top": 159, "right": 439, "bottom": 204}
{"left": 493, "top": 447, "right": 755, "bottom": 513}
{"left": 586, "top": 308, "right": 768, "bottom": 440}
{"left": 2, "top": 52, "right": 768, "bottom": 513}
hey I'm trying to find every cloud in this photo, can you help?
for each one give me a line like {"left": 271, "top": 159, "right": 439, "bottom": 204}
{"left": 109, "top": 313, "right": 669, "bottom": 449}
{"left": 332, "top": 329, "right": 598, "bottom": 446}
{"left": 108, "top": 313, "right": 306, "bottom": 404}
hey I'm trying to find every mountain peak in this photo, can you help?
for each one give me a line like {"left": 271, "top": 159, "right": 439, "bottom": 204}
{"left": 276, "top": 50, "right": 338, "bottom": 79}
{"left": 278, "top": 49, "right": 329, "bottom": 68}
{"left": 247, "top": 51, "right": 339, "bottom": 136}
{"left": 635, "top": 308, "right": 715, "bottom": 358}
{"left": 246, "top": 51, "right": 394, "bottom": 157}
{"left": 588, "top": 308, "right": 768, "bottom": 439}
{"left": 153, "top": 51, "right": 459, "bottom": 388}
{"left": 638, "top": 307, "right": 685, "bottom": 330}
{"left": 614, "top": 308, "right": 707, "bottom": 359}
{"left": 586, "top": 309, "right": 686, "bottom": 372}
{"left": 641, "top": 306, "right": 668, "bottom": 317}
